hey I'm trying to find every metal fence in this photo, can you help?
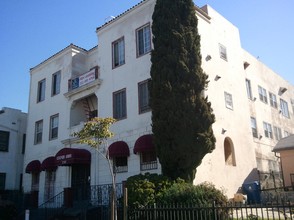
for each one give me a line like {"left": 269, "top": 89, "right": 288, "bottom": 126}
{"left": 128, "top": 202, "right": 294, "bottom": 220}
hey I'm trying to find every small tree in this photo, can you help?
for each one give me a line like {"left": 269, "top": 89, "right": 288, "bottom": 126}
{"left": 73, "top": 117, "right": 117, "bottom": 220}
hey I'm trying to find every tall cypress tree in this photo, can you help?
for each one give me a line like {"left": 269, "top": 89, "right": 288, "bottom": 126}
{"left": 150, "top": 0, "right": 216, "bottom": 183}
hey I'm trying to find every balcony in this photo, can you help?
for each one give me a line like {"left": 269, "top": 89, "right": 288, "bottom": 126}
{"left": 65, "top": 68, "right": 101, "bottom": 98}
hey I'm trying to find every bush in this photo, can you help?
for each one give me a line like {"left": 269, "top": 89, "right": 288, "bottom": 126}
{"left": 126, "top": 174, "right": 227, "bottom": 207}
{"left": 125, "top": 173, "right": 172, "bottom": 208}
{"left": 158, "top": 181, "right": 227, "bottom": 205}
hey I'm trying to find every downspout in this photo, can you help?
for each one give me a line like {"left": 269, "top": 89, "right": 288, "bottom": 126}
{"left": 274, "top": 152, "right": 285, "bottom": 189}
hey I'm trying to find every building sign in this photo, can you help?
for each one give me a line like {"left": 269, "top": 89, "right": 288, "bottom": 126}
{"left": 56, "top": 153, "right": 72, "bottom": 165}
{"left": 79, "top": 69, "right": 96, "bottom": 87}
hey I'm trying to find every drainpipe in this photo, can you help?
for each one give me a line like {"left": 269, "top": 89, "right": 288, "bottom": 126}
{"left": 274, "top": 152, "right": 285, "bottom": 189}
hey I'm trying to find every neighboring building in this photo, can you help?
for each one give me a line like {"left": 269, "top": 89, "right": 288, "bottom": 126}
{"left": 273, "top": 135, "right": 294, "bottom": 189}
{"left": 23, "top": 0, "right": 294, "bottom": 205}
{"left": 0, "top": 107, "right": 27, "bottom": 191}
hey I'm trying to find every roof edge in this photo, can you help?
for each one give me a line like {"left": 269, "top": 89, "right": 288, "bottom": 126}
{"left": 30, "top": 43, "right": 88, "bottom": 72}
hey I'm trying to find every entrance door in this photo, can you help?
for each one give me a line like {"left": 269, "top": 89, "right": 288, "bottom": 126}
{"left": 71, "top": 164, "right": 90, "bottom": 201}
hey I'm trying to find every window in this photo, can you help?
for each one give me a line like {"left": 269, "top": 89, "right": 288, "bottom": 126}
{"left": 44, "top": 171, "right": 56, "bottom": 201}
{"left": 31, "top": 173, "right": 40, "bottom": 191}
{"left": 269, "top": 92, "right": 278, "bottom": 108}
{"left": 89, "top": 110, "right": 98, "bottom": 121}
{"left": 138, "top": 79, "right": 151, "bottom": 114}
{"left": 0, "top": 173, "right": 6, "bottom": 190}
{"left": 284, "top": 130, "right": 291, "bottom": 137}
{"left": 113, "top": 157, "right": 128, "bottom": 173}
{"left": 219, "top": 44, "right": 227, "bottom": 61}
{"left": 22, "top": 134, "right": 26, "bottom": 154}
{"left": 224, "top": 137, "right": 236, "bottom": 166}
{"left": 280, "top": 99, "right": 290, "bottom": 118}
{"left": 224, "top": 92, "right": 233, "bottom": 110}
{"left": 34, "top": 120, "right": 43, "bottom": 144}
{"left": 263, "top": 122, "right": 273, "bottom": 139}
{"left": 140, "top": 152, "right": 157, "bottom": 171}
{"left": 112, "top": 37, "right": 125, "bottom": 68}
{"left": 0, "top": 131, "right": 9, "bottom": 152}
{"left": 113, "top": 89, "right": 127, "bottom": 120}
{"left": 273, "top": 126, "right": 282, "bottom": 140}
{"left": 258, "top": 86, "right": 268, "bottom": 103}
{"left": 136, "top": 24, "right": 151, "bottom": 57}
{"left": 49, "top": 114, "right": 59, "bottom": 140}
{"left": 37, "top": 79, "right": 46, "bottom": 102}
{"left": 52, "top": 71, "right": 61, "bottom": 96}
{"left": 291, "top": 99, "right": 294, "bottom": 114}
{"left": 250, "top": 117, "right": 258, "bottom": 138}
{"left": 245, "top": 79, "right": 253, "bottom": 100}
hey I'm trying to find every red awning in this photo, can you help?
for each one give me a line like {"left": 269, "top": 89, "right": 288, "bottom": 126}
{"left": 41, "top": 156, "right": 57, "bottom": 171}
{"left": 133, "top": 134, "right": 155, "bottom": 154}
{"left": 55, "top": 148, "right": 91, "bottom": 166}
{"left": 25, "top": 160, "right": 41, "bottom": 173}
{"left": 108, "top": 141, "right": 130, "bottom": 158}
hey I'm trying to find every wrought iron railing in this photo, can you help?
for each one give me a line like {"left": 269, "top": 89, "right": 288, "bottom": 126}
{"left": 25, "top": 183, "right": 124, "bottom": 220}
{"left": 141, "top": 161, "right": 158, "bottom": 171}
{"left": 36, "top": 190, "right": 65, "bottom": 220}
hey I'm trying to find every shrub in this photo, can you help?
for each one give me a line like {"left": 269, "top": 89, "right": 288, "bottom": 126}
{"left": 125, "top": 173, "right": 172, "bottom": 208}
{"left": 126, "top": 174, "right": 227, "bottom": 207}
{"left": 158, "top": 181, "right": 228, "bottom": 205}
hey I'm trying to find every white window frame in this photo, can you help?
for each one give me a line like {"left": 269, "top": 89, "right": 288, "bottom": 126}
{"left": 224, "top": 92, "right": 233, "bottom": 110}
{"left": 280, "top": 98, "right": 290, "bottom": 118}
{"left": 112, "top": 37, "right": 125, "bottom": 68}
{"left": 269, "top": 92, "right": 277, "bottom": 108}
{"left": 245, "top": 79, "right": 253, "bottom": 100}
{"left": 263, "top": 122, "right": 273, "bottom": 139}
{"left": 52, "top": 71, "right": 61, "bottom": 96}
{"left": 113, "top": 89, "right": 127, "bottom": 120}
{"left": 250, "top": 117, "right": 258, "bottom": 138}
{"left": 138, "top": 79, "right": 151, "bottom": 114}
{"left": 44, "top": 170, "right": 56, "bottom": 201}
{"left": 136, "top": 23, "right": 151, "bottom": 57}
{"left": 273, "top": 126, "right": 282, "bottom": 141}
{"left": 37, "top": 79, "right": 46, "bottom": 102}
{"left": 34, "top": 120, "right": 43, "bottom": 144}
{"left": 284, "top": 130, "right": 291, "bottom": 137}
{"left": 49, "top": 114, "right": 59, "bottom": 140}
{"left": 258, "top": 86, "right": 268, "bottom": 104}
{"left": 219, "top": 43, "right": 227, "bottom": 61}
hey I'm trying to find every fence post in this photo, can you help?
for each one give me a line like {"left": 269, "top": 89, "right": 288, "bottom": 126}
{"left": 213, "top": 201, "right": 217, "bottom": 220}
{"left": 25, "top": 209, "right": 30, "bottom": 220}
{"left": 154, "top": 203, "right": 157, "bottom": 220}
{"left": 123, "top": 188, "right": 128, "bottom": 220}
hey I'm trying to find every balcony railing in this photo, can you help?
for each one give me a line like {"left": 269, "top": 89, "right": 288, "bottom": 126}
{"left": 68, "top": 68, "right": 99, "bottom": 92}
{"left": 140, "top": 161, "right": 158, "bottom": 171}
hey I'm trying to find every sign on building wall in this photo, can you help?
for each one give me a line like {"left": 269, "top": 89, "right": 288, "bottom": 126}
{"left": 79, "top": 69, "right": 96, "bottom": 87}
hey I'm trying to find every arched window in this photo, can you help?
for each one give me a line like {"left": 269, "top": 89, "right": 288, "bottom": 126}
{"left": 224, "top": 137, "right": 236, "bottom": 166}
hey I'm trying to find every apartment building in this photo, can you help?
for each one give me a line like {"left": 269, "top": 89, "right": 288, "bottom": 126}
{"left": 23, "top": 0, "right": 294, "bottom": 205}
{"left": 0, "top": 107, "right": 27, "bottom": 191}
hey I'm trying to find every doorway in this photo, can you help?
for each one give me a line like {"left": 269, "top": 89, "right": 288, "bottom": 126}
{"left": 71, "top": 164, "right": 90, "bottom": 201}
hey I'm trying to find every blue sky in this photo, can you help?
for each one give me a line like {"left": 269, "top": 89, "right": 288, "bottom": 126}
{"left": 0, "top": 0, "right": 293, "bottom": 113}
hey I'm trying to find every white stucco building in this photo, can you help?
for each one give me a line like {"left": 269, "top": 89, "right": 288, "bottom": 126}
{"left": 23, "top": 0, "right": 294, "bottom": 205}
{"left": 0, "top": 107, "right": 27, "bottom": 191}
